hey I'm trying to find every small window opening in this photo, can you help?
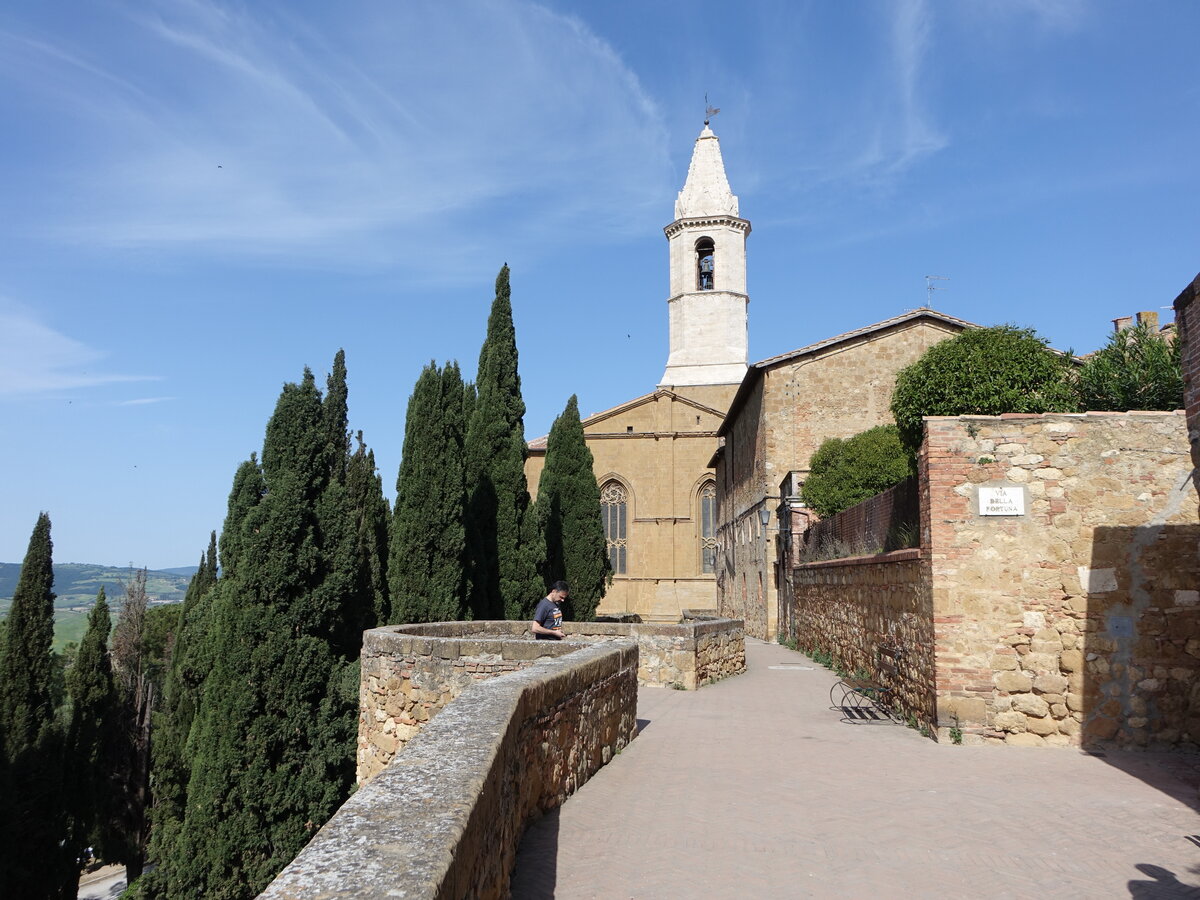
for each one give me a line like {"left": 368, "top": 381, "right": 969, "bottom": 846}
{"left": 696, "top": 238, "right": 715, "bottom": 291}
{"left": 626, "top": 425, "right": 633, "bottom": 434}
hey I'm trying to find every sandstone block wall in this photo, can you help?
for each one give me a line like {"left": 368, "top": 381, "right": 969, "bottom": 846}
{"left": 357, "top": 626, "right": 576, "bottom": 782}
{"left": 1175, "top": 273, "right": 1200, "bottom": 477}
{"left": 717, "top": 318, "right": 965, "bottom": 640}
{"left": 923, "top": 412, "right": 1200, "bottom": 748}
{"left": 788, "top": 550, "right": 935, "bottom": 726}
{"left": 358, "top": 618, "right": 744, "bottom": 782}
{"left": 261, "top": 642, "right": 638, "bottom": 900}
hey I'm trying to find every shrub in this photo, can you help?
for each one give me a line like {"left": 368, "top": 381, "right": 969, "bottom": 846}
{"left": 890, "top": 325, "right": 1078, "bottom": 453}
{"left": 1074, "top": 322, "right": 1182, "bottom": 412}
{"left": 801, "top": 425, "right": 911, "bottom": 518}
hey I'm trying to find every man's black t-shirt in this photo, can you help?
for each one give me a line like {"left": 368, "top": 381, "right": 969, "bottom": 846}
{"left": 533, "top": 596, "right": 563, "bottom": 639}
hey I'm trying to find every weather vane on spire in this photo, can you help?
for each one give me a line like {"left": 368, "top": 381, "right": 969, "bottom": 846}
{"left": 704, "top": 92, "right": 720, "bottom": 126}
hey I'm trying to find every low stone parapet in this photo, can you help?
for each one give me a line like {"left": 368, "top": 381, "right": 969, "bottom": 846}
{"left": 260, "top": 640, "right": 638, "bottom": 900}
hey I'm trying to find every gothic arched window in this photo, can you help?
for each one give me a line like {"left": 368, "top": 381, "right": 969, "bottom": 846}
{"left": 699, "top": 482, "right": 717, "bottom": 573}
{"left": 696, "top": 237, "right": 715, "bottom": 291}
{"left": 601, "top": 481, "right": 628, "bottom": 575}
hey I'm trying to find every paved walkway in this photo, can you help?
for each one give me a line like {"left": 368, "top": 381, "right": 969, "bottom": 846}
{"left": 512, "top": 639, "right": 1200, "bottom": 899}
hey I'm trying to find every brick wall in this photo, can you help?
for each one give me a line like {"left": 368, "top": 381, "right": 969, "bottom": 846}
{"left": 1174, "top": 272, "right": 1200, "bottom": 480}
{"left": 800, "top": 476, "right": 919, "bottom": 558}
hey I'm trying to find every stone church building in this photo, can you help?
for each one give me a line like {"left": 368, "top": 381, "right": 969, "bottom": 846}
{"left": 527, "top": 124, "right": 975, "bottom": 629}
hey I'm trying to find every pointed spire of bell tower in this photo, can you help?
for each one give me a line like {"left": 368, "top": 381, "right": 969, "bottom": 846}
{"left": 659, "top": 122, "right": 750, "bottom": 388}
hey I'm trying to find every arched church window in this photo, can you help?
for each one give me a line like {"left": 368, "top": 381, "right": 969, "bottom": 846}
{"left": 601, "top": 481, "right": 628, "bottom": 574}
{"left": 696, "top": 237, "right": 715, "bottom": 291}
{"left": 699, "top": 482, "right": 717, "bottom": 573}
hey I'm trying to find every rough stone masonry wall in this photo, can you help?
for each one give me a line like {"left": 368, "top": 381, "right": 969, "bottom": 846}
{"left": 261, "top": 642, "right": 638, "bottom": 900}
{"left": 1175, "top": 272, "right": 1200, "bottom": 478}
{"left": 789, "top": 551, "right": 935, "bottom": 726}
{"left": 357, "top": 625, "right": 577, "bottom": 782}
{"left": 358, "top": 619, "right": 744, "bottom": 779}
{"left": 922, "top": 412, "right": 1200, "bottom": 748}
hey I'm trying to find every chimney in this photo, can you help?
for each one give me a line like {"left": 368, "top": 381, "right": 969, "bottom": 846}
{"left": 1135, "top": 311, "right": 1159, "bottom": 330}
{"left": 1112, "top": 316, "right": 1134, "bottom": 332}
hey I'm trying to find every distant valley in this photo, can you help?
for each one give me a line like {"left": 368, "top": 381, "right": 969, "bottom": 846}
{"left": 0, "top": 563, "right": 198, "bottom": 649}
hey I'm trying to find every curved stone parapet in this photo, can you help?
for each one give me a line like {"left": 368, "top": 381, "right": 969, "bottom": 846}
{"left": 260, "top": 639, "right": 638, "bottom": 900}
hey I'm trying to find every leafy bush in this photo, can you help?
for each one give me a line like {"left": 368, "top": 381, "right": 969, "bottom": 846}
{"left": 801, "top": 424, "right": 911, "bottom": 518}
{"left": 1074, "top": 322, "right": 1182, "bottom": 411}
{"left": 890, "top": 325, "right": 1078, "bottom": 452}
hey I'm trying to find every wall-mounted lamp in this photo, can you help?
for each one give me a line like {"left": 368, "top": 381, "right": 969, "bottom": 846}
{"left": 758, "top": 507, "right": 771, "bottom": 527}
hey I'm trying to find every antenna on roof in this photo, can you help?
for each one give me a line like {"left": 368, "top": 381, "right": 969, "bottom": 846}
{"left": 704, "top": 92, "right": 720, "bottom": 126}
{"left": 925, "top": 275, "right": 948, "bottom": 306}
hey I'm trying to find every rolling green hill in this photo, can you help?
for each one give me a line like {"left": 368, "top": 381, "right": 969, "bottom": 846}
{"left": 0, "top": 563, "right": 196, "bottom": 649}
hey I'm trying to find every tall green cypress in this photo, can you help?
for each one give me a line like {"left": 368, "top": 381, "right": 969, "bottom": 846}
{"left": 347, "top": 433, "right": 392, "bottom": 628}
{"left": 390, "top": 361, "right": 469, "bottom": 623}
{"left": 65, "top": 588, "right": 118, "bottom": 872}
{"left": 0, "top": 513, "right": 71, "bottom": 897}
{"left": 464, "top": 265, "right": 544, "bottom": 620}
{"left": 144, "top": 534, "right": 218, "bottom": 892}
{"left": 153, "top": 368, "right": 362, "bottom": 898}
{"left": 535, "top": 395, "right": 609, "bottom": 621}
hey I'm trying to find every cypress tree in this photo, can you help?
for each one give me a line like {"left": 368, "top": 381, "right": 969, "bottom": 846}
{"left": 390, "top": 361, "right": 469, "bottom": 623}
{"left": 464, "top": 265, "right": 544, "bottom": 620}
{"left": 144, "top": 534, "right": 219, "bottom": 894}
{"left": 64, "top": 588, "right": 118, "bottom": 879}
{"left": 155, "top": 369, "right": 361, "bottom": 898}
{"left": 347, "top": 433, "right": 392, "bottom": 628}
{"left": 535, "top": 395, "right": 609, "bottom": 621}
{"left": 0, "top": 513, "right": 71, "bottom": 897}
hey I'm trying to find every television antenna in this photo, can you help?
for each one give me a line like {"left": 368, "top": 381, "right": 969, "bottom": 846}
{"left": 925, "top": 275, "right": 949, "bottom": 306}
{"left": 704, "top": 93, "right": 720, "bottom": 125}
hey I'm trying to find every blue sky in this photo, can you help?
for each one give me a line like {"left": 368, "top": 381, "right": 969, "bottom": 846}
{"left": 1, "top": 0, "right": 1196, "bottom": 569}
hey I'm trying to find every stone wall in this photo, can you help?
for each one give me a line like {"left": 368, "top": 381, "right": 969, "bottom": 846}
{"left": 358, "top": 625, "right": 578, "bottom": 781}
{"left": 1175, "top": 272, "right": 1200, "bottom": 480}
{"left": 922, "top": 412, "right": 1199, "bottom": 748}
{"left": 260, "top": 642, "right": 638, "bottom": 900}
{"left": 787, "top": 550, "right": 935, "bottom": 726}
{"left": 716, "top": 315, "right": 968, "bottom": 640}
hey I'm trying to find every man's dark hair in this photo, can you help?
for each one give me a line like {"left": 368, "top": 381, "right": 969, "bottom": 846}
{"left": 551, "top": 580, "right": 569, "bottom": 593}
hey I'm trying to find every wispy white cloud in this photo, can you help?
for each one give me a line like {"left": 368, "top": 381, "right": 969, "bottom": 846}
{"left": 0, "top": 301, "right": 157, "bottom": 398}
{"left": 0, "top": 0, "right": 669, "bottom": 281}
{"left": 116, "top": 397, "right": 176, "bottom": 406}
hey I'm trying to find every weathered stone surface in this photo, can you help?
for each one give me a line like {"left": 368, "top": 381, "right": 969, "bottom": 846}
{"left": 1032, "top": 674, "right": 1069, "bottom": 694}
{"left": 994, "top": 671, "right": 1032, "bottom": 693}
{"left": 1011, "top": 694, "right": 1050, "bottom": 717}
{"left": 993, "top": 711, "right": 1027, "bottom": 733}
{"left": 1060, "top": 649, "right": 1084, "bottom": 673}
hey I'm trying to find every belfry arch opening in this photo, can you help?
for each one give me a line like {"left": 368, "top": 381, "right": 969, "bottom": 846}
{"left": 695, "top": 237, "right": 715, "bottom": 291}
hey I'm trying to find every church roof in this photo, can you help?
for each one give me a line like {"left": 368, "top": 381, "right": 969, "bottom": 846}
{"left": 717, "top": 307, "right": 981, "bottom": 438}
{"left": 674, "top": 125, "right": 739, "bottom": 220}
{"left": 527, "top": 388, "right": 727, "bottom": 452}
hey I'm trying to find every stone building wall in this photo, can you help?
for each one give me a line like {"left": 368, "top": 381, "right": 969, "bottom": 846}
{"left": 787, "top": 551, "right": 935, "bottom": 726}
{"left": 1175, "top": 273, "right": 1200, "bottom": 477}
{"left": 716, "top": 315, "right": 968, "bottom": 640}
{"left": 922, "top": 412, "right": 1199, "bottom": 747}
{"left": 262, "top": 642, "right": 638, "bottom": 900}
{"left": 526, "top": 385, "right": 734, "bottom": 623}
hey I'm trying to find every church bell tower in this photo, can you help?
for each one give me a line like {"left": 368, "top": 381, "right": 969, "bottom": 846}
{"left": 659, "top": 123, "right": 750, "bottom": 388}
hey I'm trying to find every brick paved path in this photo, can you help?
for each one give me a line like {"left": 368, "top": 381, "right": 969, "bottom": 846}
{"left": 512, "top": 639, "right": 1200, "bottom": 899}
